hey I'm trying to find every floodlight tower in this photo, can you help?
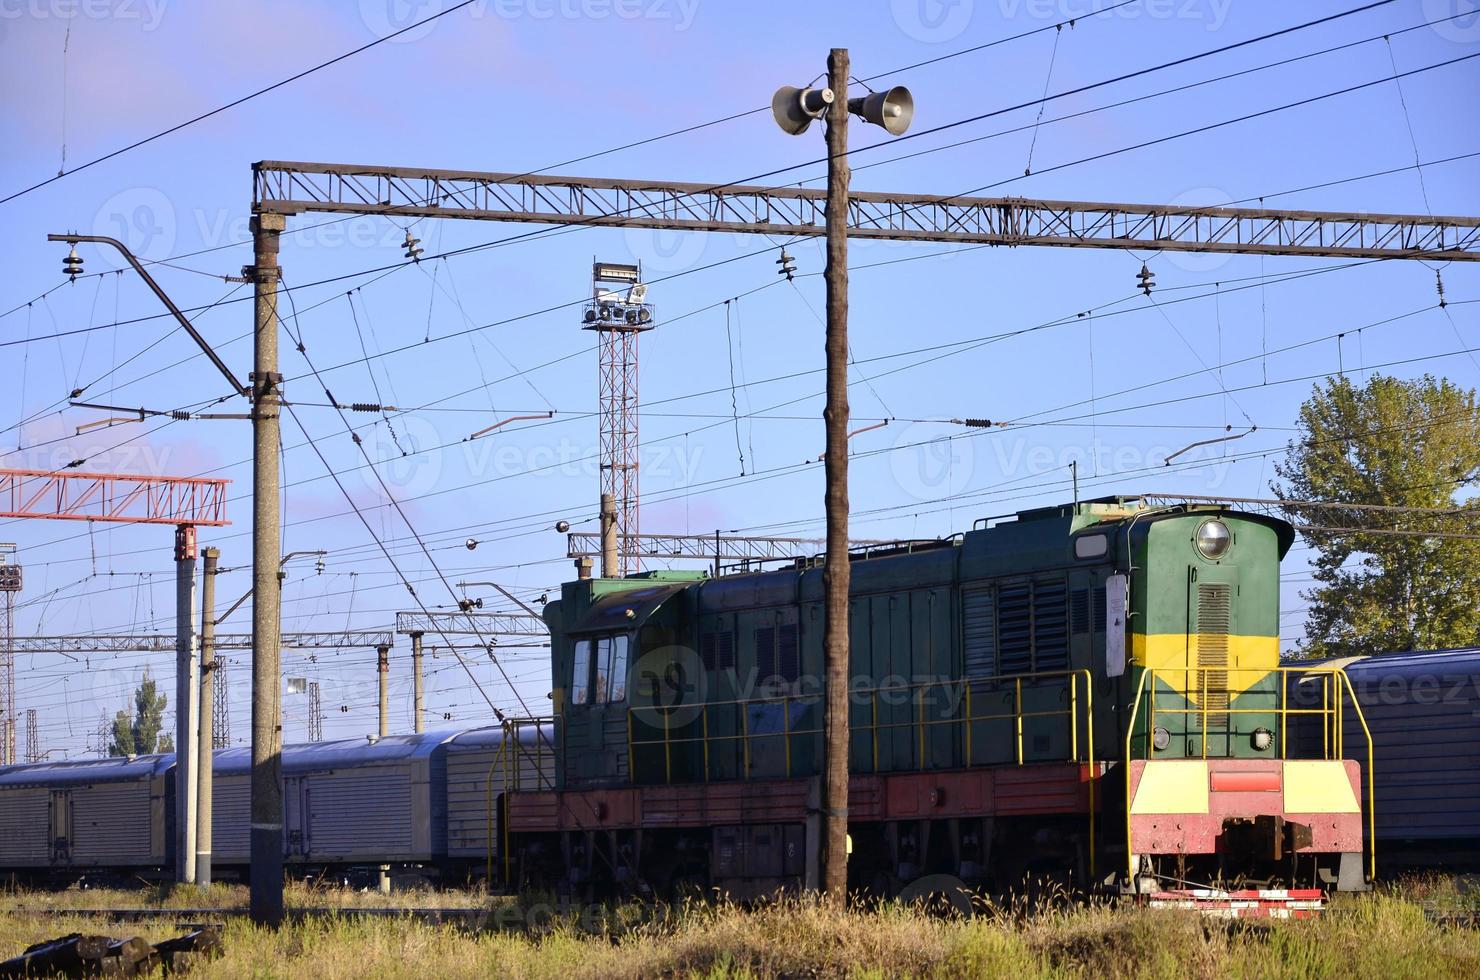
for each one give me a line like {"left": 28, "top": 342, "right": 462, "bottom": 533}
{"left": 0, "top": 543, "right": 18, "bottom": 766}
{"left": 582, "top": 262, "right": 654, "bottom": 578}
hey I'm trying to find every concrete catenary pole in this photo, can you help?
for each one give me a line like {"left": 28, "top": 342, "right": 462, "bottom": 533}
{"left": 249, "top": 212, "right": 286, "bottom": 927}
{"left": 196, "top": 546, "right": 218, "bottom": 886}
{"left": 173, "top": 524, "right": 199, "bottom": 884}
{"left": 377, "top": 645, "right": 390, "bottom": 739}
{"left": 377, "top": 639, "right": 392, "bottom": 895}
{"left": 599, "top": 493, "right": 618, "bottom": 579}
{"left": 820, "top": 47, "right": 852, "bottom": 901}
{"left": 411, "top": 632, "right": 425, "bottom": 734}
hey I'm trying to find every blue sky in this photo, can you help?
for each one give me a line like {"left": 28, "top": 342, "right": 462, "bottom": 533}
{"left": 2, "top": 0, "right": 1477, "bottom": 757}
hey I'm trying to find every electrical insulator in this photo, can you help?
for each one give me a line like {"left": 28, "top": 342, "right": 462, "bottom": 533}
{"left": 1437, "top": 270, "right": 1447, "bottom": 309}
{"left": 315, "top": 557, "right": 325, "bottom": 575}
{"left": 776, "top": 248, "right": 797, "bottom": 281}
{"left": 63, "top": 246, "right": 84, "bottom": 281}
{"left": 402, "top": 230, "right": 424, "bottom": 262}
{"left": 1136, "top": 262, "right": 1156, "bottom": 297}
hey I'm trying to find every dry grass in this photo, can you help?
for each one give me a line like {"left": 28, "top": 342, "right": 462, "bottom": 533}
{"left": 1, "top": 885, "right": 1478, "bottom": 978}
{"left": 0, "top": 879, "right": 492, "bottom": 912}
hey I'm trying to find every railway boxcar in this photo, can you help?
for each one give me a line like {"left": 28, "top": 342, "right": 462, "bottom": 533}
{"left": 444, "top": 723, "right": 556, "bottom": 880}
{"left": 0, "top": 754, "right": 171, "bottom": 879}
{"left": 505, "top": 497, "right": 1373, "bottom": 901}
{"left": 1291, "top": 647, "right": 1480, "bottom": 868}
{"left": 210, "top": 732, "right": 456, "bottom": 876}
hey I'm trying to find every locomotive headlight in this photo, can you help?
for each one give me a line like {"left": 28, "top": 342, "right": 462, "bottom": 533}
{"left": 1152, "top": 726, "right": 1170, "bottom": 751}
{"left": 1252, "top": 728, "right": 1274, "bottom": 751}
{"left": 1195, "top": 520, "right": 1231, "bottom": 560}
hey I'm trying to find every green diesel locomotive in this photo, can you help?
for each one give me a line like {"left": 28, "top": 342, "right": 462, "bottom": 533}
{"left": 505, "top": 497, "right": 1370, "bottom": 901}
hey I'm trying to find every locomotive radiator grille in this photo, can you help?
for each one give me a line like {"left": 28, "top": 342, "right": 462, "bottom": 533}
{"left": 1196, "top": 584, "right": 1231, "bottom": 728}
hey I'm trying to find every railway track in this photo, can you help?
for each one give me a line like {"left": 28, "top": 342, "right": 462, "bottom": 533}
{"left": 6, "top": 907, "right": 497, "bottom": 929}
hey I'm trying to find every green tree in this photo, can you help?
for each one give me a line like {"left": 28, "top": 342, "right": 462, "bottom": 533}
{"left": 107, "top": 672, "right": 170, "bottom": 756}
{"left": 1274, "top": 373, "right": 1480, "bottom": 658}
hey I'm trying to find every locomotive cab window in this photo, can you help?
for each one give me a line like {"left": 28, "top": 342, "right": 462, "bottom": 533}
{"left": 571, "top": 638, "right": 592, "bottom": 705}
{"left": 1073, "top": 533, "right": 1108, "bottom": 560}
{"left": 573, "top": 634, "right": 630, "bottom": 705}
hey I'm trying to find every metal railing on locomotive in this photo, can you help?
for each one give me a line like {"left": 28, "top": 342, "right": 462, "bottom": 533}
{"left": 485, "top": 717, "right": 558, "bottom": 885}
{"left": 1122, "top": 666, "right": 1375, "bottom": 883}
{"left": 628, "top": 668, "right": 1096, "bottom": 879}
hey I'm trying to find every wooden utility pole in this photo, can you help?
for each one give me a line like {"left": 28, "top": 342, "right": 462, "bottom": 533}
{"left": 197, "top": 546, "right": 218, "bottom": 886}
{"left": 249, "top": 212, "right": 286, "bottom": 927}
{"left": 821, "top": 47, "right": 851, "bottom": 901}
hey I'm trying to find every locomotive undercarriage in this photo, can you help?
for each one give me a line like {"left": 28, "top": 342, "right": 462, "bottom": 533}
{"left": 507, "top": 814, "right": 1094, "bottom": 905}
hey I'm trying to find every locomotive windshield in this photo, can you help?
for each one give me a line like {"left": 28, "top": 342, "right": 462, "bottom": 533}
{"left": 571, "top": 633, "right": 630, "bottom": 705}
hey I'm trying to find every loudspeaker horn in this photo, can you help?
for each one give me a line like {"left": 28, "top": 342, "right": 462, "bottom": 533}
{"left": 847, "top": 86, "right": 914, "bottom": 136}
{"left": 772, "top": 85, "right": 834, "bottom": 136}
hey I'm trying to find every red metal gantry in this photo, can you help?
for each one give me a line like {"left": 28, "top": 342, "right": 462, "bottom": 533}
{"left": 0, "top": 469, "right": 230, "bottom": 526}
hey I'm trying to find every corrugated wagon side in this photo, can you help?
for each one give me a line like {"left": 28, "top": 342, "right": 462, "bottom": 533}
{"left": 443, "top": 723, "right": 557, "bottom": 881}
{"left": 211, "top": 733, "right": 457, "bottom": 878}
{"left": 0, "top": 755, "right": 172, "bottom": 879}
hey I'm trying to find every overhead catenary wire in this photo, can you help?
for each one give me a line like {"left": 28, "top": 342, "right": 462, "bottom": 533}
{"left": 0, "top": 0, "right": 488, "bottom": 206}
{"left": 2, "top": 0, "right": 1442, "bottom": 359}
{"left": 0, "top": 0, "right": 1141, "bottom": 315}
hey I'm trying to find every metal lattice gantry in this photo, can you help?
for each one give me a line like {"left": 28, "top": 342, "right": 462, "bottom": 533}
{"left": 394, "top": 610, "right": 547, "bottom": 638}
{"left": 252, "top": 162, "right": 1480, "bottom": 262}
{"left": 1139, "top": 494, "right": 1480, "bottom": 540}
{"left": 566, "top": 530, "right": 890, "bottom": 568}
{"left": 0, "top": 469, "right": 230, "bottom": 525}
{"left": 10, "top": 631, "right": 397, "bottom": 655}
{"left": 307, "top": 681, "right": 322, "bottom": 742}
{"left": 213, "top": 659, "right": 231, "bottom": 749}
{"left": 24, "top": 708, "right": 37, "bottom": 764}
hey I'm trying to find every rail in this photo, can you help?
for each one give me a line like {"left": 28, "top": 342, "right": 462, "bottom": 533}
{"left": 1122, "top": 666, "right": 1375, "bottom": 882}
{"left": 629, "top": 669, "right": 1096, "bottom": 876}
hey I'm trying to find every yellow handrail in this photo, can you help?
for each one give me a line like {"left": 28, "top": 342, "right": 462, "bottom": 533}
{"left": 627, "top": 669, "right": 1098, "bottom": 881}
{"left": 1123, "top": 666, "right": 1376, "bottom": 884}
{"left": 1337, "top": 669, "right": 1377, "bottom": 881}
{"left": 629, "top": 671, "right": 1095, "bottom": 753}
